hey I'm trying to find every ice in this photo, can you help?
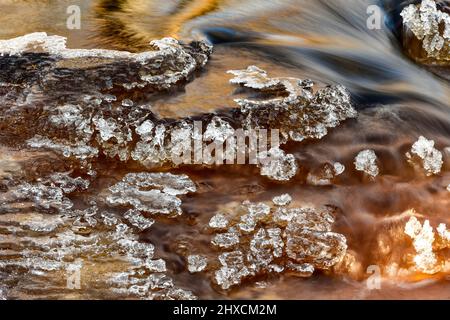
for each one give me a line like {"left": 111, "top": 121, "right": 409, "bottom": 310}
{"left": 146, "top": 259, "right": 167, "bottom": 272}
{"left": 285, "top": 214, "right": 347, "bottom": 269}
{"left": 406, "top": 136, "right": 443, "bottom": 176}
{"left": 272, "top": 194, "right": 292, "bottom": 206}
{"left": 404, "top": 216, "right": 438, "bottom": 274}
{"left": 208, "top": 213, "right": 229, "bottom": 229}
{"left": 228, "top": 66, "right": 356, "bottom": 143}
{"left": 401, "top": 0, "right": 450, "bottom": 61}
{"left": 307, "top": 162, "right": 345, "bottom": 185}
{"left": 215, "top": 251, "right": 250, "bottom": 290}
{"left": 437, "top": 223, "right": 450, "bottom": 245}
{"left": 211, "top": 230, "right": 240, "bottom": 248}
{"left": 13, "top": 180, "right": 76, "bottom": 213}
{"left": 286, "top": 262, "right": 315, "bottom": 277}
{"left": 258, "top": 147, "right": 298, "bottom": 181}
{"left": 48, "top": 172, "right": 90, "bottom": 193}
{"left": 107, "top": 172, "right": 196, "bottom": 216}
{"left": 187, "top": 255, "right": 208, "bottom": 273}
{"left": 124, "top": 209, "right": 155, "bottom": 231}
{"left": 121, "top": 99, "right": 134, "bottom": 107}
{"left": 135, "top": 120, "right": 155, "bottom": 141}
{"left": 0, "top": 193, "right": 191, "bottom": 299}
{"left": 354, "top": 149, "right": 379, "bottom": 177}
{"left": 204, "top": 116, "right": 235, "bottom": 143}
{"left": 27, "top": 135, "right": 99, "bottom": 160}
{"left": 186, "top": 195, "right": 347, "bottom": 289}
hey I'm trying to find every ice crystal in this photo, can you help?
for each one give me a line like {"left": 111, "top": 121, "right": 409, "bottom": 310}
{"left": 401, "top": 0, "right": 450, "bottom": 61}
{"left": 187, "top": 255, "right": 208, "bottom": 273}
{"left": 107, "top": 172, "right": 196, "bottom": 216}
{"left": 307, "top": 162, "right": 345, "bottom": 185}
{"left": 258, "top": 147, "right": 298, "bottom": 181}
{"left": 272, "top": 194, "right": 292, "bottom": 206}
{"left": 228, "top": 66, "right": 357, "bottom": 143}
{"left": 215, "top": 251, "right": 250, "bottom": 290}
{"left": 404, "top": 217, "right": 438, "bottom": 274}
{"left": 12, "top": 172, "right": 89, "bottom": 212}
{"left": 208, "top": 213, "right": 229, "bottom": 229}
{"left": 211, "top": 230, "right": 240, "bottom": 248}
{"left": 354, "top": 149, "right": 379, "bottom": 177}
{"left": 406, "top": 136, "right": 443, "bottom": 176}
{"left": 187, "top": 196, "right": 347, "bottom": 289}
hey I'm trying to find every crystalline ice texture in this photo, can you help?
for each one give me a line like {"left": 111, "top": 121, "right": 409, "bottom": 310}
{"left": 401, "top": 0, "right": 450, "bottom": 60}
{"left": 197, "top": 196, "right": 347, "bottom": 289}
{"left": 404, "top": 216, "right": 439, "bottom": 274}
{"left": 307, "top": 162, "right": 345, "bottom": 185}
{"left": 228, "top": 66, "right": 357, "bottom": 143}
{"left": 406, "top": 136, "right": 443, "bottom": 175}
{"left": 208, "top": 213, "right": 229, "bottom": 229}
{"left": 124, "top": 209, "right": 155, "bottom": 230}
{"left": 214, "top": 251, "right": 250, "bottom": 290}
{"left": 107, "top": 172, "right": 196, "bottom": 216}
{"left": 211, "top": 230, "right": 240, "bottom": 248}
{"left": 354, "top": 149, "right": 379, "bottom": 177}
{"left": 258, "top": 147, "right": 298, "bottom": 181}
{"left": 285, "top": 214, "right": 347, "bottom": 269}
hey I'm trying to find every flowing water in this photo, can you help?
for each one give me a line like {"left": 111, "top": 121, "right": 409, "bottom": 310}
{"left": 0, "top": 0, "right": 449, "bottom": 299}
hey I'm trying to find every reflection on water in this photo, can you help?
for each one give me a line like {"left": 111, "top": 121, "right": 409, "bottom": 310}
{"left": 0, "top": 0, "right": 449, "bottom": 299}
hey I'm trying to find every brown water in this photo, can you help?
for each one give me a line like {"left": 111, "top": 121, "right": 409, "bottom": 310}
{"left": 0, "top": 0, "right": 449, "bottom": 300}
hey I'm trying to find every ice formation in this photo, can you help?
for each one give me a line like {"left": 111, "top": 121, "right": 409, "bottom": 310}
{"left": 106, "top": 172, "right": 196, "bottom": 216}
{"left": 354, "top": 149, "right": 379, "bottom": 177}
{"left": 404, "top": 216, "right": 450, "bottom": 274}
{"left": 187, "top": 255, "right": 208, "bottom": 273}
{"left": 0, "top": 32, "right": 356, "bottom": 182}
{"left": 187, "top": 195, "right": 347, "bottom": 290}
{"left": 306, "top": 162, "right": 345, "bottom": 185}
{"left": 406, "top": 136, "right": 443, "bottom": 176}
{"left": 0, "top": 172, "right": 195, "bottom": 300}
{"left": 401, "top": 0, "right": 450, "bottom": 62}
{"left": 257, "top": 147, "right": 298, "bottom": 181}
{"left": 227, "top": 66, "right": 357, "bottom": 143}
{"left": 209, "top": 213, "right": 230, "bottom": 229}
